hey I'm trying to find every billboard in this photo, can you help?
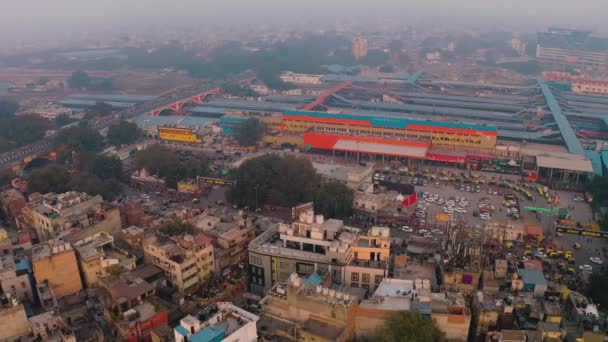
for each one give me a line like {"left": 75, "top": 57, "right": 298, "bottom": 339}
{"left": 177, "top": 182, "right": 199, "bottom": 194}
{"left": 555, "top": 226, "right": 608, "bottom": 239}
{"left": 197, "top": 176, "right": 234, "bottom": 186}
{"left": 158, "top": 126, "right": 202, "bottom": 143}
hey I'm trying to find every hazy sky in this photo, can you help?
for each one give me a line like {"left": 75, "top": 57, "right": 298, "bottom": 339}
{"left": 2, "top": 0, "right": 607, "bottom": 36}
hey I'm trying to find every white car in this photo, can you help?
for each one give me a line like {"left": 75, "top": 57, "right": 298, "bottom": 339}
{"left": 419, "top": 229, "right": 429, "bottom": 235}
{"left": 455, "top": 207, "right": 466, "bottom": 213}
{"left": 423, "top": 232, "right": 433, "bottom": 239}
{"left": 579, "top": 264, "right": 593, "bottom": 271}
{"left": 437, "top": 199, "right": 445, "bottom": 205}
{"left": 443, "top": 207, "right": 454, "bottom": 214}
{"left": 431, "top": 229, "right": 444, "bottom": 235}
{"left": 401, "top": 226, "right": 414, "bottom": 233}
{"left": 480, "top": 214, "right": 491, "bottom": 220}
{"left": 590, "top": 257, "right": 603, "bottom": 265}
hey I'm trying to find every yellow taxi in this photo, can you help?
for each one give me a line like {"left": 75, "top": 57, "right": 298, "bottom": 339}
{"left": 525, "top": 245, "right": 532, "bottom": 249}
{"left": 505, "top": 242, "right": 514, "bottom": 249}
{"left": 546, "top": 248, "right": 554, "bottom": 254}
{"left": 537, "top": 247, "right": 545, "bottom": 253}
{"left": 567, "top": 267, "right": 576, "bottom": 274}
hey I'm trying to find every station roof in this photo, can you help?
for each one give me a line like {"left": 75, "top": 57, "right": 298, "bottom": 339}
{"left": 68, "top": 93, "right": 156, "bottom": 103}
{"left": 539, "top": 83, "right": 584, "bottom": 155}
{"left": 59, "top": 99, "right": 135, "bottom": 108}
{"left": 304, "top": 132, "right": 429, "bottom": 159}
{"left": 133, "top": 114, "right": 217, "bottom": 130}
{"left": 536, "top": 153, "right": 593, "bottom": 173}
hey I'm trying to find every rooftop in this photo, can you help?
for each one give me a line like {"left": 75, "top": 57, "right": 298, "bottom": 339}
{"left": 302, "top": 318, "right": 343, "bottom": 340}
{"left": 32, "top": 240, "right": 74, "bottom": 261}
{"left": 176, "top": 302, "right": 259, "bottom": 342}
{"left": 517, "top": 268, "right": 548, "bottom": 286}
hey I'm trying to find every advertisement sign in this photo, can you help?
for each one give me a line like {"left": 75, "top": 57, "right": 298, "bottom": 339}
{"left": 555, "top": 226, "right": 608, "bottom": 239}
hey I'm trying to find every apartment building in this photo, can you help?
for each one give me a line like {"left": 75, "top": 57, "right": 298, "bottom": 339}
{"left": 0, "top": 294, "right": 30, "bottom": 341}
{"left": 190, "top": 209, "right": 255, "bottom": 276}
{"left": 32, "top": 240, "right": 82, "bottom": 306}
{"left": 73, "top": 232, "right": 137, "bottom": 287}
{"left": 260, "top": 273, "right": 358, "bottom": 342}
{"left": 247, "top": 203, "right": 357, "bottom": 296}
{"left": 143, "top": 233, "right": 214, "bottom": 294}
{"left": 0, "top": 254, "right": 34, "bottom": 304}
{"left": 344, "top": 226, "right": 390, "bottom": 292}
{"left": 19, "top": 192, "right": 120, "bottom": 243}
{"left": 174, "top": 302, "right": 259, "bottom": 342}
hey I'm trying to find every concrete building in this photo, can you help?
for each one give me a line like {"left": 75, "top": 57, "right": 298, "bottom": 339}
{"left": 0, "top": 254, "right": 34, "bottom": 304}
{"left": 73, "top": 232, "right": 137, "bottom": 287}
{"left": 313, "top": 162, "right": 374, "bottom": 192}
{"left": 280, "top": 72, "right": 323, "bottom": 85}
{"left": 28, "top": 310, "right": 66, "bottom": 340}
{"left": 32, "top": 240, "right": 82, "bottom": 306}
{"left": 247, "top": 203, "right": 358, "bottom": 296}
{"left": 431, "top": 291, "right": 472, "bottom": 341}
{"left": 19, "top": 191, "right": 120, "bottom": 243}
{"left": 0, "top": 189, "right": 26, "bottom": 223}
{"left": 514, "top": 268, "right": 548, "bottom": 297}
{"left": 144, "top": 232, "right": 214, "bottom": 294}
{"left": 190, "top": 209, "right": 255, "bottom": 276}
{"left": 109, "top": 300, "right": 169, "bottom": 342}
{"left": 344, "top": 226, "right": 390, "bottom": 292}
{"left": 260, "top": 273, "right": 358, "bottom": 342}
{"left": 173, "top": 302, "right": 259, "bottom": 342}
{"left": 353, "top": 37, "right": 368, "bottom": 60}
{"left": 536, "top": 28, "right": 608, "bottom": 70}
{"left": 0, "top": 294, "right": 30, "bottom": 341}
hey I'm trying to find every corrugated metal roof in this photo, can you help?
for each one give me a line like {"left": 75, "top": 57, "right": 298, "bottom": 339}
{"left": 518, "top": 268, "right": 548, "bottom": 286}
{"left": 333, "top": 140, "right": 428, "bottom": 158}
{"left": 536, "top": 154, "right": 593, "bottom": 173}
{"left": 539, "top": 83, "right": 584, "bottom": 155}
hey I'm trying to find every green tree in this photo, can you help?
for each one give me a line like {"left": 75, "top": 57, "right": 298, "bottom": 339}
{"left": 221, "top": 83, "right": 260, "bottom": 98}
{"left": 0, "top": 114, "right": 52, "bottom": 147}
{"left": 55, "top": 113, "right": 77, "bottom": 127}
{"left": 135, "top": 145, "right": 181, "bottom": 188}
{"left": 107, "top": 121, "right": 142, "bottom": 146}
{"left": 0, "top": 98, "right": 19, "bottom": 119}
{"left": 227, "top": 155, "right": 320, "bottom": 208}
{"left": 373, "top": 312, "right": 445, "bottom": 342}
{"left": 68, "top": 172, "right": 121, "bottom": 201}
{"left": 67, "top": 70, "right": 91, "bottom": 89}
{"left": 588, "top": 269, "right": 608, "bottom": 309}
{"left": 181, "top": 155, "right": 210, "bottom": 179}
{"left": 159, "top": 220, "right": 195, "bottom": 236}
{"left": 235, "top": 118, "right": 263, "bottom": 147}
{"left": 86, "top": 101, "right": 113, "bottom": 119}
{"left": 27, "top": 165, "right": 70, "bottom": 194}
{"left": 56, "top": 126, "right": 104, "bottom": 153}
{"left": 93, "top": 155, "right": 123, "bottom": 180}
{"left": 587, "top": 176, "right": 608, "bottom": 211}
{"left": 314, "top": 182, "right": 354, "bottom": 219}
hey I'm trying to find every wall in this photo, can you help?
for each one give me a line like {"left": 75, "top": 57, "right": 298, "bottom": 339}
{"left": 33, "top": 250, "right": 82, "bottom": 299}
{"left": 432, "top": 313, "right": 471, "bottom": 342}
{"left": 0, "top": 304, "right": 30, "bottom": 341}
{"left": 0, "top": 273, "right": 34, "bottom": 304}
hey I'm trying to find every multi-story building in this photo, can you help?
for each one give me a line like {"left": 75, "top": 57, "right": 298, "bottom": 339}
{"left": 353, "top": 37, "right": 368, "bottom": 60}
{"left": 313, "top": 162, "right": 375, "bottom": 192}
{"left": 431, "top": 291, "right": 472, "bottom": 341}
{"left": 19, "top": 191, "right": 120, "bottom": 243}
{"left": 0, "top": 189, "right": 26, "bottom": 223}
{"left": 345, "top": 226, "right": 390, "bottom": 292}
{"left": 32, "top": 240, "right": 82, "bottom": 306}
{"left": 261, "top": 273, "right": 358, "bottom": 342}
{"left": 247, "top": 203, "right": 358, "bottom": 296}
{"left": 0, "top": 294, "right": 30, "bottom": 341}
{"left": 143, "top": 232, "right": 214, "bottom": 294}
{"left": 73, "top": 232, "right": 137, "bottom": 287}
{"left": 0, "top": 254, "right": 34, "bottom": 304}
{"left": 536, "top": 28, "right": 608, "bottom": 70}
{"left": 173, "top": 302, "right": 259, "bottom": 342}
{"left": 109, "top": 300, "right": 169, "bottom": 342}
{"left": 190, "top": 210, "right": 255, "bottom": 276}
{"left": 279, "top": 72, "right": 323, "bottom": 85}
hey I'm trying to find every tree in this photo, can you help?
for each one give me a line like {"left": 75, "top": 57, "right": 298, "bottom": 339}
{"left": 27, "top": 165, "right": 70, "bottom": 194}
{"left": 159, "top": 220, "right": 195, "bottom": 236}
{"left": 227, "top": 155, "right": 320, "bottom": 208}
{"left": 135, "top": 145, "right": 181, "bottom": 187}
{"left": 37, "top": 77, "right": 49, "bottom": 86}
{"left": 0, "top": 98, "right": 18, "bottom": 119}
{"left": 56, "top": 126, "right": 104, "bottom": 153}
{"left": 588, "top": 268, "right": 608, "bottom": 309}
{"left": 587, "top": 176, "right": 608, "bottom": 211}
{"left": 68, "top": 172, "right": 121, "bottom": 201}
{"left": 373, "top": 312, "right": 445, "bottom": 342}
{"left": 93, "top": 155, "right": 123, "bottom": 180}
{"left": 55, "top": 113, "right": 77, "bottom": 127}
{"left": 0, "top": 114, "right": 52, "bottom": 147}
{"left": 67, "top": 70, "right": 91, "bottom": 89}
{"left": 221, "top": 83, "right": 259, "bottom": 98}
{"left": 181, "top": 155, "right": 210, "bottom": 179}
{"left": 235, "top": 118, "right": 263, "bottom": 147}
{"left": 107, "top": 121, "right": 142, "bottom": 146}
{"left": 314, "top": 182, "right": 354, "bottom": 219}
{"left": 86, "top": 101, "right": 113, "bottom": 119}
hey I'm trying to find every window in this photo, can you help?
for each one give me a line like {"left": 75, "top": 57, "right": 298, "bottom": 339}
{"left": 375, "top": 275, "right": 384, "bottom": 285}
{"left": 351, "top": 283, "right": 359, "bottom": 288}
{"left": 351, "top": 272, "right": 359, "bottom": 282}
{"left": 296, "top": 262, "right": 314, "bottom": 275}
{"left": 362, "top": 273, "right": 370, "bottom": 283}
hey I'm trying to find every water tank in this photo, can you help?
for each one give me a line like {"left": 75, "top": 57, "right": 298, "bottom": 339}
{"left": 371, "top": 227, "right": 379, "bottom": 236}
{"left": 306, "top": 212, "right": 314, "bottom": 224}
{"left": 336, "top": 291, "right": 343, "bottom": 299}
{"left": 316, "top": 215, "right": 324, "bottom": 224}
{"left": 343, "top": 293, "right": 350, "bottom": 301}
{"left": 329, "top": 289, "right": 336, "bottom": 298}
{"left": 287, "top": 228, "right": 294, "bottom": 236}
{"left": 322, "top": 287, "right": 329, "bottom": 295}
{"left": 52, "top": 246, "right": 59, "bottom": 254}
{"left": 316, "top": 285, "right": 322, "bottom": 293}
{"left": 423, "top": 279, "right": 431, "bottom": 289}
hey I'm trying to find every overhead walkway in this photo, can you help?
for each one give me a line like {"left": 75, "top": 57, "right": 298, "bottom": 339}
{"left": 539, "top": 83, "right": 584, "bottom": 155}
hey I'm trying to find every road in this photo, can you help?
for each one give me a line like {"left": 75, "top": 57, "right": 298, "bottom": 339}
{"left": 0, "top": 83, "right": 218, "bottom": 170}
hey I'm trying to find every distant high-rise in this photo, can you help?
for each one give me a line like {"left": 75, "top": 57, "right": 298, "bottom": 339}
{"left": 353, "top": 37, "right": 368, "bottom": 61}
{"left": 536, "top": 28, "right": 608, "bottom": 70}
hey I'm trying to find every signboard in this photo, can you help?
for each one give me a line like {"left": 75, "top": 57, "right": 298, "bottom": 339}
{"left": 177, "top": 182, "right": 199, "bottom": 194}
{"left": 158, "top": 126, "right": 202, "bottom": 143}
{"left": 197, "top": 176, "right": 234, "bottom": 186}
{"left": 555, "top": 226, "right": 608, "bottom": 239}
{"left": 291, "top": 202, "right": 314, "bottom": 222}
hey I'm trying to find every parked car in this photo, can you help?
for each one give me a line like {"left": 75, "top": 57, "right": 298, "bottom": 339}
{"left": 590, "top": 257, "right": 603, "bottom": 265}
{"left": 579, "top": 264, "right": 593, "bottom": 271}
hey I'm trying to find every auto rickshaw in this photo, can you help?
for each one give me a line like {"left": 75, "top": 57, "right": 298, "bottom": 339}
{"left": 573, "top": 243, "right": 582, "bottom": 249}
{"left": 567, "top": 267, "right": 576, "bottom": 274}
